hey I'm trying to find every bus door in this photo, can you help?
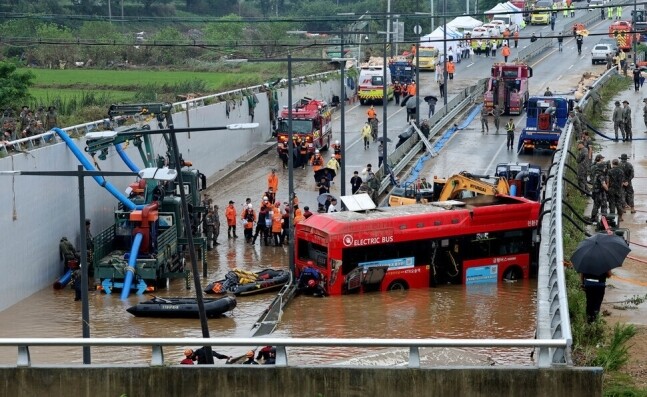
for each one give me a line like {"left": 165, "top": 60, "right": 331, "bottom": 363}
{"left": 343, "top": 265, "right": 388, "bottom": 293}
{"left": 430, "top": 239, "right": 461, "bottom": 286}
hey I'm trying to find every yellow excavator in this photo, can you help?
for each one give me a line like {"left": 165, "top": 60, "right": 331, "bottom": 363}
{"left": 388, "top": 171, "right": 511, "bottom": 206}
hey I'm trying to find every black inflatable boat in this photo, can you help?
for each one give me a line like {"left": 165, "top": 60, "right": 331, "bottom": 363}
{"left": 126, "top": 296, "right": 237, "bottom": 318}
{"left": 205, "top": 268, "right": 290, "bottom": 296}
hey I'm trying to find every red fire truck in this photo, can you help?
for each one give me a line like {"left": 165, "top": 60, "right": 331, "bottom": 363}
{"left": 294, "top": 195, "right": 540, "bottom": 295}
{"left": 609, "top": 21, "right": 634, "bottom": 52}
{"left": 276, "top": 97, "right": 333, "bottom": 154}
{"left": 483, "top": 62, "right": 532, "bottom": 115}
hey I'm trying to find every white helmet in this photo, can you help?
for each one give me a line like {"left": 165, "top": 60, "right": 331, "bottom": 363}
{"left": 248, "top": 204, "right": 253, "bottom": 209}
{"left": 315, "top": 149, "right": 320, "bottom": 154}
{"left": 335, "top": 140, "right": 340, "bottom": 145}
{"left": 263, "top": 196, "right": 268, "bottom": 201}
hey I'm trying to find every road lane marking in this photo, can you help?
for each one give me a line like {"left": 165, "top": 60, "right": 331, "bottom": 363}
{"left": 568, "top": 64, "right": 574, "bottom": 69}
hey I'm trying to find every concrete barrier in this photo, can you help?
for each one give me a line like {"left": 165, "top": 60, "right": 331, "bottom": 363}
{"left": 0, "top": 366, "right": 602, "bottom": 397}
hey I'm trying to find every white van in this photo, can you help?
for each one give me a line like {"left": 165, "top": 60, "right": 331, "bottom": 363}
{"left": 482, "top": 23, "right": 502, "bottom": 37}
{"left": 357, "top": 66, "right": 394, "bottom": 105}
{"left": 490, "top": 19, "right": 509, "bottom": 32}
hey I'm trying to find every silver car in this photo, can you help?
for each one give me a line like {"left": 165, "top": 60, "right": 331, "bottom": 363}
{"left": 591, "top": 44, "right": 615, "bottom": 65}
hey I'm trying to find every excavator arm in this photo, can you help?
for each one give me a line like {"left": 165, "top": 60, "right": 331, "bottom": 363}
{"left": 437, "top": 172, "right": 510, "bottom": 201}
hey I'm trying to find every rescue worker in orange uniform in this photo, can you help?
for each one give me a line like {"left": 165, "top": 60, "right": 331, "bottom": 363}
{"left": 240, "top": 204, "right": 256, "bottom": 242}
{"left": 331, "top": 140, "right": 342, "bottom": 161}
{"left": 367, "top": 105, "right": 377, "bottom": 123}
{"left": 446, "top": 60, "right": 456, "bottom": 80}
{"left": 271, "top": 203, "right": 283, "bottom": 246}
{"left": 407, "top": 81, "right": 417, "bottom": 96}
{"left": 267, "top": 169, "right": 279, "bottom": 192}
{"left": 311, "top": 150, "right": 324, "bottom": 173}
{"left": 501, "top": 44, "right": 511, "bottom": 62}
{"left": 393, "top": 81, "right": 402, "bottom": 105}
{"left": 225, "top": 200, "right": 238, "bottom": 238}
{"left": 513, "top": 31, "right": 519, "bottom": 48}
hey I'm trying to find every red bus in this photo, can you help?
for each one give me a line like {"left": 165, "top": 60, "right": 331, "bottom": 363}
{"left": 294, "top": 195, "right": 540, "bottom": 295}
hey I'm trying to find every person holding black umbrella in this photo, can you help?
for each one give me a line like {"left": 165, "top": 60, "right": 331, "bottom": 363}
{"left": 571, "top": 233, "right": 631, "bottom": 323}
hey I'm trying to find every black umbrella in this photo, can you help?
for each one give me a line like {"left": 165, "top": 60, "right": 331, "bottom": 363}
{"left": 401, "top": 94, "right": 413, "bottom": 107}
{"left": 570, "top": 233, "right": 630, "bottom": 276}
{"left": 313, "top": 167, "right": 336, "bottom": 182}
{"left": 377, "top": 136, "right": 392, "bottom": 143}
{"left": 424, "top": 95, "right": 438, "bottom": 103}
{"left": 317, "top": 193, "right": 337, "bottom": 205}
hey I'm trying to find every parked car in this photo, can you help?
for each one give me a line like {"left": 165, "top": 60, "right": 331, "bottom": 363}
{"left": 470, "top": 27, "right": 490, "bottom": 39}
{"left": 531, "top": 0, "right": 551, "bottom": 25}
{"left": 482, "top": 23, "right": 502, "bottom": 37}
{"left": 591, "top": 44, "right": 616, "bottom": 64}
{"left": 588, "top": 0, "right": 605, "bottom": 12}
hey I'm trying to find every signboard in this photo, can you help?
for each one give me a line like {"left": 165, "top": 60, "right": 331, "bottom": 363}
{"left": 465, "top": 265, "right": 498, "bottom": 285}
{"left": 358, "top": 257, "right": 414, "bottom": 270}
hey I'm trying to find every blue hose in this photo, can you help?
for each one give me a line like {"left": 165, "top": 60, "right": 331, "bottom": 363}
{"left": 120, "top": 232, "right": 144, "bottom": 300}
{"left": 53, "top": 128, "right": 142, "bottom": 211}
{"left": 402, "top": 104, "right": 482, "bottom": 186}
{"left": 115, "top": 143, "right": 141, "bottom": 173}
{"left": 510, "top": 184, "right": 518, "bottom": 197}
{"left": 53, "top": 269, "right": 72, "bottom": 289}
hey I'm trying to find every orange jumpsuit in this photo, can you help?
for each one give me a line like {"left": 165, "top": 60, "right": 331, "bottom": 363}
{"left": 268, "top": 172, "right": 279, "bottom": 192}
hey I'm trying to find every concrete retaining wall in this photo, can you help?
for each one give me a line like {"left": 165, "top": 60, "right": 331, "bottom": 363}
{"left": 0, "top": 76, "right": 342, "bottom": 312}
{"left": 0, "top": 366, "right": 602, "bottom": 397}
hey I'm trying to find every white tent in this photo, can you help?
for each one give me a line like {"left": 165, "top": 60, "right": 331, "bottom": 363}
{"left": 447, "top": 16, "right": 483, "bottom": 31}
{"left": 484, "top": 3, "right": 524, "bottom": 26}
{"left": 420, "top": 25, "right": 463, "bottom": 55}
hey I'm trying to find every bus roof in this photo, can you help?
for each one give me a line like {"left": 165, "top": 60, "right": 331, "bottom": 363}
{"left": 297, "top": 195, "right": 539, "bottom": 240}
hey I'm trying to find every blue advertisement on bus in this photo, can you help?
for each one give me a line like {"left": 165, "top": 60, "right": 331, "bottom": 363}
{"left": 358, "top": 257, "right": 415, "bottom": 270}
{"left": 465, "top": 265, "right": 498, "bottom": 285}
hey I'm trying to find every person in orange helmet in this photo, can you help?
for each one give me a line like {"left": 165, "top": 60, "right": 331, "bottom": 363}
{"left": 225, "top": 200, "right": 238, "bottom": 238}
{"left": 271, "top": 202, "right": 283, "bottom": 246}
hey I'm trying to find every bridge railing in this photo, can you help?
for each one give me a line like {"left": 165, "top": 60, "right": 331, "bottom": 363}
{"left": 535, "top": 66, "right": 618, "bottom": 367}
{"left": 0, "top": 337, "right": 569, "bottom": 368}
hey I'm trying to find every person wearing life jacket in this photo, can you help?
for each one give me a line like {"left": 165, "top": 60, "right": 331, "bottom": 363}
{"left": 513, "top": 31, "right": 519, "bottom": 48}
{"left": 242, "top": 351, "right": 259, "bottom": 365}
{"left": 240, "top": 204, "right": 256, "bottom": 242}
{"left": 181, "top": 349, "right": 195, "bottom": 365}
{"left": 271, "top": 203, "right": 283, "bottom": 246}
{"left": 311, "top": 149, "right": 324, "bottom": 172}
{"left": 393, "top": 81, "right": 402, "bottom": 105}
{"left": 367, "top": 105, "right": 377, "bottom": 123}
{"left": 298, "top": 140, "right": 308, "bottom": 169}
{"left": 297, "top": 264, "right": 327, "bottom": 297}
{"left": 331, "top": 140, "right": 342, "bottom": 161}
{"left": 407, "top": 81, "right": 417, "bottom": 96}
{"left": 225, "top": 200, "right": 238, "bottom": 239}
{"left": 326, "top": 156, "right": 340, "bottom": 181}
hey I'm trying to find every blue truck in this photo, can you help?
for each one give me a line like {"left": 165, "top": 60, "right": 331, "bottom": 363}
{"left": 388, "top": 56, "right": 416, "bottom": 84}
{"left": 518, "top": 96, "right": 569, "bottom": 154}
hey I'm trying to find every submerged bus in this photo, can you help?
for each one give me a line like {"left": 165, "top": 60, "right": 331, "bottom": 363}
{"left": 294, "top": 195, "right": 540, "bottom": 295}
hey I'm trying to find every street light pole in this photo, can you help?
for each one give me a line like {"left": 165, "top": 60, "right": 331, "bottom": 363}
{"left": 443, "top": 0, "right": 448, "bottom": 105}
{"left": 340, "top": 31, "right": 347, "bottom": 197}
{"left": 287, "top": 54, "right": 296, "bottom": 276}
{"left": 382, "top": 36, "right": 388, "bottom": 175}
{"left": 416, "top": 39, "right": 420, "bottom": 125}
{"left": 431, "top": 0, "right": 435, "bottom": 31}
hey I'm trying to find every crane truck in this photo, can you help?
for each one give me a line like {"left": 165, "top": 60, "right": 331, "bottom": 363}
{"left": 87, "top": 103, "right": 208, "bottom": 295}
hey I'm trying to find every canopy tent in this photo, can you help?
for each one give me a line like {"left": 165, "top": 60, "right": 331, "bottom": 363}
{"left": 484, "top": 2, "right": 524, "bottom": 26}
{"left": 447, "top": 16, "right": 483, "bottom": 31}
{"left": 420, "top": 26, "right": 463, "bottom": 55}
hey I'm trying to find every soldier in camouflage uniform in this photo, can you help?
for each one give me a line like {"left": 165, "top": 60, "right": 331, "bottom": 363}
{"left": 622, "top": 100, "right": 632, "bottom": 141}
{"left": 480, "top": 106, "right": 489, "bottom": 134}
{"left": 618, "top": 153, "right": 635, "bottom": 213}
{"left": 576, "top": 141, "right": 590, "bottom": 193}
{"left": 589, "top": 154, "right": 609, "bottom": 221}
{"left": 493, "top": 105, "right": 502, "bottom": 133}
{"left": 607, "top": 159, "right": 625, "bottom": 221}
{"left": 612, "top": 101, "right": 625, "bottom": 141}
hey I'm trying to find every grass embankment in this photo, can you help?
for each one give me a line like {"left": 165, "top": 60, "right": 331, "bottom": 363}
{"left": 24, "top": 62, "right": 329, "bottom": 126}
{"left": 561, "top": 75, "right": 647, "bottom": 396}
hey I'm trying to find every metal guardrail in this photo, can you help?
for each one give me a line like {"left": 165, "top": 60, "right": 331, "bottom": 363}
{"left": 0, "top": 70, "right": 338, "bottom": 157}
{"left": 1, "top": 337, "right": 569, "bottom": 368}
{"left": 375, "top": 78, "right": 488, "bottom": 194}
{"left": 535, "top": 66, "right": 618, "bottom": 367}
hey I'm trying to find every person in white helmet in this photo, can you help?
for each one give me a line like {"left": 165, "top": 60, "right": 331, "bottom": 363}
{"left": 331, "top": 139, "right": 342, "bottom": 161}
{"left": 241, "top": 203, "right": 256, "bottom": 242}
{"left": 311, "top": 149, "right": 324, "bottom": 174}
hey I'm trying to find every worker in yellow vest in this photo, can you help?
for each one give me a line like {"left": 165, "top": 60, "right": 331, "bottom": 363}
{"left": 607, "top": 6, "right": 613, "bottom": 19}
{"left": 563, "top": 2, "right": 569, "bottom": 17}
{"left": 616, "top": 6, "right": 622, "bottom": 19}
